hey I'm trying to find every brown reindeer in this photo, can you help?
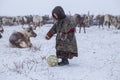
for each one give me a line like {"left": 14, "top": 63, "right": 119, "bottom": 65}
{"left": 95, "top": 15, "right": 104, "bottom": 29}
{"left": 75, "top": 14, "right": 86, "bottom": 33}
{"left": 9, "top": 27, "right": 37, "bottom": 48}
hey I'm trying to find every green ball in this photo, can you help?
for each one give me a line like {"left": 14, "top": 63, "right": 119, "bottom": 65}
{"left": 47, "top": 55, "right": 58, "bottom": 67}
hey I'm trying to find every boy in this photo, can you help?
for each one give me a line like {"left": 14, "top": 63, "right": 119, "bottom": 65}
{"left": 45, "top": 6, "right": 78, "bottom": 66}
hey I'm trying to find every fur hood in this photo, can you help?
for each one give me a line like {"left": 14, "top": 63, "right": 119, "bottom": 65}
{"left": 52, "top": 6, "right": 66, "bottom": 20}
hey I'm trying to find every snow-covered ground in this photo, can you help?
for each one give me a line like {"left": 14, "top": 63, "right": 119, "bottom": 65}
{"left": 0, "top": 25, "right": 120, "bottom": 80}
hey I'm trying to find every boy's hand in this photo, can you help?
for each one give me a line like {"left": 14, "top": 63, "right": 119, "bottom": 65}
{"left": 45, "top": 35, "right": 50, "bottom": 40}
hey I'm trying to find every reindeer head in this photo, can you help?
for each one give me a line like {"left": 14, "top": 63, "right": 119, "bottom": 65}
{"left": 29, "top": 22, "right": 37, "bottom": 30}
{"left": 21, "top": 27, "right": 37, "bottom": 38}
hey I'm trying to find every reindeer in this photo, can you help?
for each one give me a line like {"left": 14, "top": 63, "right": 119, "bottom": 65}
{"left": 95, "top": 15, "right": 104, "bottom": 29}
{"left": 75, "top": 14, "right": 87, "bottom": 33}
{"left": 104, "top": 14, "right": 112, "bottom": 28}
{"left": 33, "top": 15, "right": 43, "bottom": 27}
{"left": 110, "top": 15, "right": 120, "bottom": 29}
{"left": 28, "top": 22, "right": 37, "bottom": 30}
{"left": 9, "top": 27, "right": 37, "bottom": 48}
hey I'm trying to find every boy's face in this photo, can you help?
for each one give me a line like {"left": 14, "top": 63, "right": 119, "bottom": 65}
{"left": 53, "top": 13, "right": 58, "bottom": 19}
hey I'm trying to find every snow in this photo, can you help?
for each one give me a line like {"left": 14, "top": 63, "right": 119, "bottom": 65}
{"left": 0, "top": 0, "right": 120, "bottom": 79}
{"left": 0, "top": 25, "right": 120, "bottom": 80}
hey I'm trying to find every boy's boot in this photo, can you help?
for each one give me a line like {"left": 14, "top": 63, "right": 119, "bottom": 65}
{"left": 58, "top": 58, "right": 69, "bottom": 66}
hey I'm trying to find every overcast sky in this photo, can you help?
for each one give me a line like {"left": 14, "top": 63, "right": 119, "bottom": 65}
{"left": 0, "top": 0, "right": 120, "bottom": 16}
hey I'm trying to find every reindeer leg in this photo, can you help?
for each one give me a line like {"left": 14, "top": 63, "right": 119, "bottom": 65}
{"left": 98, "top": 23, "right": 100, "bottom": 29}
{"left": 0, "top": 33, "right": 2, "bottom": 38}
{"left": 79, "top": 26, "right": 81, "bottom": 33}
{"left": 19, "top": 41, "right": 28, "bottom": 48}
{"left": 102, "top": 24, "right": 104, "bottom": 29}
{"left": 83, "top": 26, "right": 86, "bottom": 33}
{"left": 108, "top": 22, "right": 111, "bottom": 28}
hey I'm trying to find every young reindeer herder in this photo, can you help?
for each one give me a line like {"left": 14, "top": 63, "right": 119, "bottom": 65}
{"left": 45, "top": 6, "right": 78, "bottom": 66}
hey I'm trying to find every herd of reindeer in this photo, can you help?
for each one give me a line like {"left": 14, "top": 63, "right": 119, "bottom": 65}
{"left": 72, "top": 13, "right": 120, "bottom": 33}
{"left": 0, "top": 13, "right": 120, "bottom": 48}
